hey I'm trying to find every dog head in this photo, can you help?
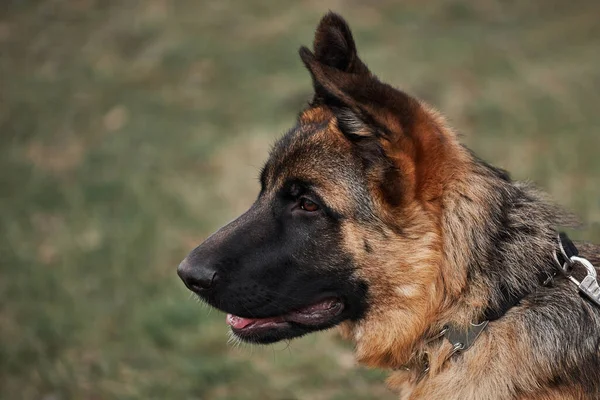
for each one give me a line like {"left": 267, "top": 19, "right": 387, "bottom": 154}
{"left": 179, "top": 13, "right": 467, "bottom": 367}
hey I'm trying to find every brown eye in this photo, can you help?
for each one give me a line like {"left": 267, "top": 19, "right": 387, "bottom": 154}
{"left": 300, "top": 198, "right": 319, "bottom": 212}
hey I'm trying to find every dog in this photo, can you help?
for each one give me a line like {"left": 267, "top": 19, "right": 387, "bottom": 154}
{"left": 178, "top": 13, "right": 600, "bottom": 399}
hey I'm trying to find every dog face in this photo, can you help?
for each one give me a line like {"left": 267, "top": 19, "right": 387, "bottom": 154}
{"left": 179, "top": 13, "right": 462, "bottom": 365}
{"left": 178, "top": 124, "right": 371, "bottom": 343}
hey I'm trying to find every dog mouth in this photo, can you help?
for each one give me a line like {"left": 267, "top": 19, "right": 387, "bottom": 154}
{"left": 226, "top": 297, "right": 344, "bottom": 341}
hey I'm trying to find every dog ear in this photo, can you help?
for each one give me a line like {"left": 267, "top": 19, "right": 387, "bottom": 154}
{"left": 300, "top": 14, "right": 453, "bottom": 207}
{"left": 299, "top": 12, "right": 370, "bottom": 111}
{"left": 300, "top": 13, "right": 419, "bottom": 144}
{"left": 299, "top": 13, "right": 374, "bottom": 140}
{"left": 311, "top": 12, "right": 369, "bottom": 75}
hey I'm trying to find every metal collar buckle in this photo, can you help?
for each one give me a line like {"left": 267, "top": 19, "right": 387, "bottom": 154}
{"left": 413, "top": 321, "right": 489, "bottom": 383}
{"left": 553, "top": 233, "right": 574, "bottom": 275}
{"left": 554, "top": 234, "right": 600, "bottom": 308}
{"left": 443, "top": 321, "right": 489, "bottom": 355}
{"left": 567, "top": 256, "right": 600, "bottom": 308}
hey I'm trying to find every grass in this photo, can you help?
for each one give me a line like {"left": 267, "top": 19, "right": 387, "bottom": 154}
{"left": 1, "top": 1, "right": 599, "bottom": 399}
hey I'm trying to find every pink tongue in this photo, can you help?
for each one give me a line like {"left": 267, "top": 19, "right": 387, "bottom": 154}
{"left": 226, "top": 314, "right": 284, "bottom": 329}
{"left": 226, "top": 299, "right": 341, "bottom": 329}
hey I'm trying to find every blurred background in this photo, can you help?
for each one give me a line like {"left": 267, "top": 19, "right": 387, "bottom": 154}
{"left": 1, "top": 1, "right": 599, "bottom": 399}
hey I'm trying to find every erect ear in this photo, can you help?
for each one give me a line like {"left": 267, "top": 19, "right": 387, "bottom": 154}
{"left": 299, "top": 13, "right": 419, "bottom": 143}
{"left": 310, "top": 12, "right": 369, "bottom": 75}
{"left": 299, "top": 13, "right": 374, "bottom": 138}
{"left": 299, "top": 13, "right": 370, "bottom": 106}
{"left": 299, "top": 14, "right": 452, "bottom": 208}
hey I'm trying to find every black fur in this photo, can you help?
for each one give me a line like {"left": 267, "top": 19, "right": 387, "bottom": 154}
{"left": 180, "top": 171, "right": 369, "bottom": 344}
{"left": 178, "top": 12, "right": 600, "bottom": 398}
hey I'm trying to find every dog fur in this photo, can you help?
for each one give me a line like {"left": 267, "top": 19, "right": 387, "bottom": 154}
{"left": 179, "top": 13, "right": 600, "bottom": 399}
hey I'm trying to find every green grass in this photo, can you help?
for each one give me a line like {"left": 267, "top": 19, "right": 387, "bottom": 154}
{"left": 1, "top": 1, "right": 599, "bottom": 399}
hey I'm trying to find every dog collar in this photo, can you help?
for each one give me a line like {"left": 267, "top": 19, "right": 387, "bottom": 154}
{"left": 411, "top": 232, "right": 599, "bottom": 382}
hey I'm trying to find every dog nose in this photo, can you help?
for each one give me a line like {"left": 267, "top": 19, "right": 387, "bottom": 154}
{"left": 177, "top": 258, "right": 219, "bottom": 293}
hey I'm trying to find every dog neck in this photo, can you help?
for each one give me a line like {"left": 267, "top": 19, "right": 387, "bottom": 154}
{"left": 339, "top": 134, "right": 580, "bottom": 395}
{"left": 439, "top": 156, "right": 570, "bottom": 325}
{"left": 388, "top": 153, "right": 579, "bottom": 396}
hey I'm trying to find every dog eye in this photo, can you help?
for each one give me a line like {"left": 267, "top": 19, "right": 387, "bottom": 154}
{"left": 300, "top": 198, "right": 319, "bottom": 212}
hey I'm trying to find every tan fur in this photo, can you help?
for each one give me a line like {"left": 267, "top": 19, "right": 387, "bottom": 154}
{"left": 295, "top": 99, "right": 520, "bottom": 389}
{"left": 336, "top": 105, "right": 472, "bottom": 371}
{"left": 259, "top": 13, "right": 600, "bottom": 398}
{"left": 184, "top": 12, "right": 600, "bottom": 399}
{"left": 299, "top": 106, "right": 332, "bottom": 125}
{"left": 326, "top": 104, "right": 596, "bottom": 399}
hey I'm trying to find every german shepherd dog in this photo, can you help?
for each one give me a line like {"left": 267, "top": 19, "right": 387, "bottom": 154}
{"left": 178, "top": 13, "right": 600, "bottom": 399}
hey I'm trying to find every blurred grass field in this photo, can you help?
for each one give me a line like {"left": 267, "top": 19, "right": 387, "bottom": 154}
{"left": 1, "top": 1, "right": 599, "bottom": 399}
